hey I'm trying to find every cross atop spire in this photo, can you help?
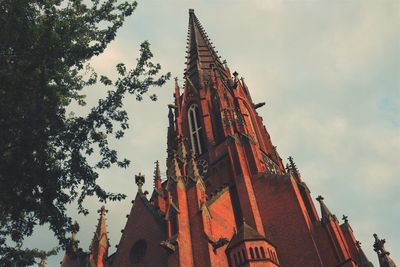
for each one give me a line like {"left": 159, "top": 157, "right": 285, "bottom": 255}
{"left": 185, "top": 9, "right": 229, "bottom": 89}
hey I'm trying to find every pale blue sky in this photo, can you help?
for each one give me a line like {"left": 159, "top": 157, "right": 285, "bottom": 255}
{"left": 26, "top": 1, "right": 399, "bottom": 266}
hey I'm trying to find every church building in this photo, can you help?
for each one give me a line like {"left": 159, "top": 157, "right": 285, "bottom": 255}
{"left": 60, "top": 9, "right": 396, "bottom": 267}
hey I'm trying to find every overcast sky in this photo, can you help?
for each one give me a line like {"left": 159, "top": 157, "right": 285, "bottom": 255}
{"left": 26, "top": 1, "right": 399, "bottom": 266}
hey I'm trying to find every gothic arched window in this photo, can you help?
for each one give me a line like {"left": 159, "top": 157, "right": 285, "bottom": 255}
{"left": 188, "top": 104, "right": 205, "bottom": 155}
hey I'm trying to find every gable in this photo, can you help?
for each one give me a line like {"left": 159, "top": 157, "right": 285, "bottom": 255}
{"left": 112, "top": 194, "right": 168, "bottom": 267}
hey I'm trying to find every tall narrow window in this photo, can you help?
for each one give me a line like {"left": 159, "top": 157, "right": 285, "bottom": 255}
{"left": 188, "top": 104, "right": 205, "bottom": 155}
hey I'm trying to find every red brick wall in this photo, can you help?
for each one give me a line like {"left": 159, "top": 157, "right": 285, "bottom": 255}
{"left": 112, "top": 195, "right": 168, "bottom": 267}
{"left": 254, "top": 174, "right": 324, "bottom": 267}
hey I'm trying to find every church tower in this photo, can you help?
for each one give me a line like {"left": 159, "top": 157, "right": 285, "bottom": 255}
{"left": 62, "top": 9, "right": 397, "bottom": 267}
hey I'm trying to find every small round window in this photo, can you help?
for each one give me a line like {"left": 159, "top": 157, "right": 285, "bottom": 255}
{"left": 130, "top": 239, "right": 147, "bottom": 264}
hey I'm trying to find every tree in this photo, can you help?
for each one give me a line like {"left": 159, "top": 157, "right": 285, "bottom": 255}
{"left": 0, "top": 0, "right": 170, "bottom": 265}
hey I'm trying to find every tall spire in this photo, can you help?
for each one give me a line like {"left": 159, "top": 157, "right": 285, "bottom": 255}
{"left": 373, "top": 233, "right": 397, "bottom": 267}
{"left": 287, "top": 156, "right": 301, "bottom": 181}
{"left": 90, "top": 206, "right": 109, "bottom": 267}
{"left": 316, "top": 195, "right": 335, "bottom": 223}
{"left": 153, "top": 160, "right": 162, "bottom": 189}
{"left": 185, "top": 9, "right": 229, "bottom": 89}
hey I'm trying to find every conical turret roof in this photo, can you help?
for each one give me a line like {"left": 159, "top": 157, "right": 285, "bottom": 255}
{"left": 227, "top": 220, "right": 266, "bottom": 250}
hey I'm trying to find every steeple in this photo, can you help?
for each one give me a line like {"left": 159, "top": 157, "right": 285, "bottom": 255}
{"left": 316, "top": 195, "right": 335, "bottom": 223}
{"left": 185, "top": 9, "right": 229, "bottom": 90}
{"left": 89, "top": 206, "right": 109, "bottom": 267}
{"left": 373, "top": 233, "right": 397, "bottom": 267}
{"left": 287, "top": 156, "right": 301, "bottom": 181}
{"left": 153, "top": 160, "right": 162, "bottom": 189}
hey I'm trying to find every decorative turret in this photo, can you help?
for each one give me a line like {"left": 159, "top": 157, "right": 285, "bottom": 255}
{"left": 60, "top": 222, "right": 88, "bottom": 267}
{"left": 153, "top": 160, "right": 162, "bottom": 189}
{"left": 287, "top": 156, "right": 301, "bottom": 181}
{"left": 226, "top": 220, "right": 279, "bottom": 267}
{"left": 316, "top": 195, "right": 336, "bottom": 223}
{"left": 373, "top": 233, "right": 397, "bottom": 267}
{"left": 67, "top": 221, "right": 80, "bottom": 254}
{"left": 89, "top": 206, "right": 109, "bottom": 267}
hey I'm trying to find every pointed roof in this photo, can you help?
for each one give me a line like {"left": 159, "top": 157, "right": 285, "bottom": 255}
{"left": 90, "top": 206, "right": 109, "bottom": 252}
{"left": 60, "top": 222, "right": 89, "bottom": 267}
{"left": 227, "top": 220, "right": 266, "bottom": 250}
{"left": 185, "top": 9, "right": 229, "bottom": 89}
{"left": 316, "top": 195, "right": 335, "bottom": 223}
{"left": 288, "top": 156, "right": 301, "bottom": 181}
{"left": 153, "top": 160, "right": 161, "bottom": 188}
{"left": 373, "top": 233, "right": 397, "bottom": 267}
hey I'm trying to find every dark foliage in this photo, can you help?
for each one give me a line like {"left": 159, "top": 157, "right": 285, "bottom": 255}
{"left": 0, "top": 0, "right": 170, "bottom": 265}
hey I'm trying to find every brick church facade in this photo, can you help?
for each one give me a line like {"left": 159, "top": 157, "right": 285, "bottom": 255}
{"left": 60, "top": 10, "right": 396, "bottom": 267}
